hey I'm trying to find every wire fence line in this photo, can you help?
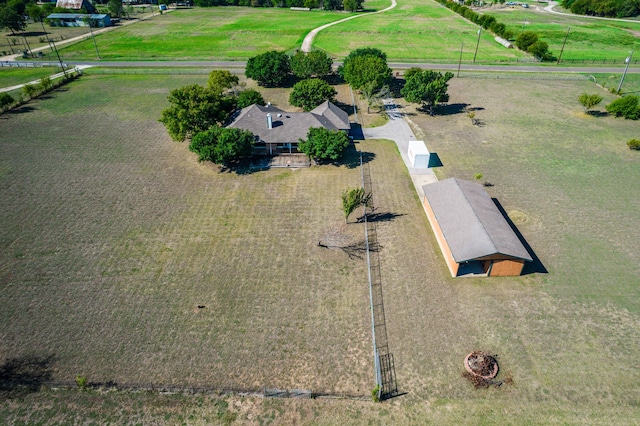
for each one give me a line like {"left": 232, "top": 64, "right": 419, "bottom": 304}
{"left": 360, "top": 151, "right": 398, "bottom": 401}
{"left": 27, "top": 381, "right": 368, "bottom": 401}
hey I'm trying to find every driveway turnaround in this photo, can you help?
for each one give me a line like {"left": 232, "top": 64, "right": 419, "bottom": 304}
{"left": 363, "top": 99, "right": 438, "bottom": 199}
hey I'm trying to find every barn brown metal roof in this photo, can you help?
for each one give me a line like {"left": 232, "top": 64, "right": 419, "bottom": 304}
{"left": 423, "top": 178, "right": 532, "bottom": 263}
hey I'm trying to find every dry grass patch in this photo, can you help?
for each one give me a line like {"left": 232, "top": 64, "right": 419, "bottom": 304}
{"left": 0, "top": 73, "right": 371, "bottom": 395}
{"left": 2, "top": 71, "right": 640, "bottom": 424}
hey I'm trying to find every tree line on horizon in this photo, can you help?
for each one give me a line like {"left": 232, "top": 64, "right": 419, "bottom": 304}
{"left": 560, "top": 0, "right": 640, "bottom": 18}
{"left": 193, "top": 0, "right": 363, "bottom": 11}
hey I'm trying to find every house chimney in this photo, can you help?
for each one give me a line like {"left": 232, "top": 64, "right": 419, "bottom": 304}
{"left": 267, "top": 113, "right": 273, "bottom": 129}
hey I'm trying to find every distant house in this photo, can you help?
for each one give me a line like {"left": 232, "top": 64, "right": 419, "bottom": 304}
{"left": 422, "top": 178, "right": 532, "bottom": 277}
{"left": 228, "top": 101, "right": 350, "bottom": 155}
{"left": 47, "top": 13, "right": 112, "bottom": 28}
{"left": 56, "top": 0, "right": 97, "bottom": 14}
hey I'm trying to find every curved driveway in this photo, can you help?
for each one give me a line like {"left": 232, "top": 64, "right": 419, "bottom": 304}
{"left": 301, "top": 0, "right": 397, "bottom": 52}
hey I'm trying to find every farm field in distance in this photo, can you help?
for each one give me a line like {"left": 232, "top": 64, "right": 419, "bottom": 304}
{"left": 23, "top": 0, "right": 639, "bottom": 63}
{"left": 314, "top": 0, "right": 526, "bottom": 62}
{"left": 47, "top": 7, "right": 358, "bottom": 61}
{"left": 2, "top": 67, "right": 640, "bottom": 423}
{"left": 483, "top": 1, "right": 640, "bottom": 61}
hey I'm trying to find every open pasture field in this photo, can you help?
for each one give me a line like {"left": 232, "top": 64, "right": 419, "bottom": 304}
{"left": 314, "top": 0, "right": 526, "bottom": 62}
{"left": 484, "top": 2, "right": 640, "bottom": 61}
{"left": 51, "top": 7, "right": 357, "bottom": 61}
{"left": 0, "top": 73, "right": 373, "bottom": 395}
{"left": 2, "top": 72, "right": 640, "bottom": 424}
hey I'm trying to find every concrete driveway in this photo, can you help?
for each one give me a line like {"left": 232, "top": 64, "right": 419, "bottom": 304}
{"left": 362, "top": 99, "right": 438, "bottom": 199}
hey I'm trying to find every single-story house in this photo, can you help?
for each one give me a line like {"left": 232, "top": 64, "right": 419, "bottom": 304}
{"left": 422, "top": 178, "right": 532, "bottom": 277}
{"left": 47, "top": 13, "right": 112, "bottom": 28}
{"left": 228, "top": 100, "right": 350, "bottom": 155}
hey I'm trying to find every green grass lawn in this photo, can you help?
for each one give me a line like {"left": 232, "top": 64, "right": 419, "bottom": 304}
{"left": 0, "top": 67, "right": 62, "bottom": 89}
{"left": 50, "top": 7, "right": 357, "bottom": 61}
{"left": 484, "top": 3, "right": 640, "bottom": 61}
{"left": 28, "top": 1, "right": 640, "bottom": 64}
{"left": 305, "top": 0, "right": 527, "bottom": 62}
{"left": 1, "top": 71, "right": 640, "bottom": 424}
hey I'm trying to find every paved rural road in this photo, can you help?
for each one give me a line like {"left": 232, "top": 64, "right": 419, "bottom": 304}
{"left": 300, "top": 0, "right": 397, "bottom": 52}
{"left": 50, "top": 60, "right": 640, "bottom": 74}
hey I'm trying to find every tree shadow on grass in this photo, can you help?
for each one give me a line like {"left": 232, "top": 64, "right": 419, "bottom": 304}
{"left": 437, "top": 103, "right": 471, "bottom": 116}
{"left": 342, "top": 142, "right": 376, "bottom": 169}
{"left": 4, "top": 106, "right": 36, "bottom": 115}
{"left": 0, "top": 354, "right": 56, "bottom": 397}
{"left": 492, "top": 198, "right": 547, "bottom": 275}
{"left": 319, "top": 239, "right": 381, "bottom": 260}
{"left": 356, "top": 211, "right": 405, "bottom": 223}
{"left": 587, "top": 110, "right": 609, "bottom": 118}
{"left": 21, "top": 31, "right": 49, "bottom": 37}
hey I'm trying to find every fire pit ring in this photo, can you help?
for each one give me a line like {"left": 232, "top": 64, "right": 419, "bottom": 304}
{"left": 464, "top": 351, "right": 499, "bottom": 379}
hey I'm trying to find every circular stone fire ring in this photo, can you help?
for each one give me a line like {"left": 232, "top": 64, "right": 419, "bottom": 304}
{"left": 464, "top": 351, "right": 499, "bottom": 379}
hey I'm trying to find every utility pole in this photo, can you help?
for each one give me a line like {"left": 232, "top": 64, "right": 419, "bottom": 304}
{"left": 21, "top": 31, "right": 34, "bottom": 58}
{"left": 617, "top": 50, "right": 634, "bottom": 94}
{"left": 85, "top": 17, "right": 101, "bottom": 60}
{"left": 557, "top": 27, "right": 570, "bottom": 65}
{"left": 473, "top": 29, "right": 481, "bottom": 63}
{"left": 48, "top": 38, "right": 66, "bottom": 77}
{"left": 457, "top": 42, "right": 464, "bottom": 77}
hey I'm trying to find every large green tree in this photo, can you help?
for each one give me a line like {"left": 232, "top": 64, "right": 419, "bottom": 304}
{"left": 189, "top": 126, "right": 254, "bottom": 164}
{"left": 515, "top": 31, "right": 538, "bottom": 52}
{"left": 289, "top": 78, "right": 337, "bottom": 111}
{"left": 245, "top": 50, "right": 291, "bottom": 87}
{"left": 527, "top": 41, "right": 552, "bottom": 61}
{"left": 108, "top": 0, "right": 124, "bottom": 17}
{"left": 290, "top": 50, "right": 333, "bottom": 79}
{"left": 342, "top": 0, "right": 363, "bottom": 11}
{"left": 159, "top": 84, "right": 237, "bottom": 142}
{"left": 0, "top": 5, "right": 26, "bottom": 34}
{"left": 207, "top": 70, "right": 240, "bottom": 95}
{"left": 401, "top": 69, "right": 454, "bottom": 115}
{"left": 341, "top": 54, "right": 391, "bottom": 91}
{"left": 237, "top": 89, "right": 265, "bottom": 108}
{"left": 298, "top": 127, "right": 349, "bottom": 162}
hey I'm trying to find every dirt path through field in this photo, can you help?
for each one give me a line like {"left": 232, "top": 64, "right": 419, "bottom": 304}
{"left": 301, "top": 0, "right": 397, "bottom": 52}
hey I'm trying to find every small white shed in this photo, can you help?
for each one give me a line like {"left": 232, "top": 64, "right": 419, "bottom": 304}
{"left": 408, "top": 140, "right": 430, "bottom": 168}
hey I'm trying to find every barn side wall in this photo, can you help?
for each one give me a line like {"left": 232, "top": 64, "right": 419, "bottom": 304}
{"left": 423, "top": 196, "right": 459, "bottom": 277}
{"left": 488, "top": 259, "right": 524, "bottom": 277}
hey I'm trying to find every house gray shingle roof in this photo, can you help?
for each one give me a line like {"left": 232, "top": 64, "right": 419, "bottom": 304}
{"left": 228, "top": 101, "right": 349, "bottom": 144}
{"left": 423, "top": 178, "right": 532, "bottom": 263}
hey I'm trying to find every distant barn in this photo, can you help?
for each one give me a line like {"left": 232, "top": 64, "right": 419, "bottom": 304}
{"left": 47, "top": 13, "right": 112, "bottom": 28}
{"left": 422, "top": 178, "right": 532, "bottom": 277}
{"left": 56, "top": 0, "right": 96, "bottom": 14}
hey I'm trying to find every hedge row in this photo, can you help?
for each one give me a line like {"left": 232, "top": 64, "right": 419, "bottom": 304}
{"left": 434, "top": 0, "right": 553, "bottom": 61}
